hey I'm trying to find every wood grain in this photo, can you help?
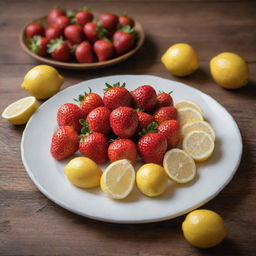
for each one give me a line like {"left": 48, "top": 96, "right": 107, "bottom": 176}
{"left": 0, "top": 0, "right": 256, "bottom": 255}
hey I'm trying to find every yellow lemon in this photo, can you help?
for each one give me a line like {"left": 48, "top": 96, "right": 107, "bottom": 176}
{"left": 178, "top": 107, "right": 203, "bottom": 127}
{"left": 174, "top": 99, "right": 203, "bottom": 115}
{"left": 161, "top": 43, "right": 199, "bottom": 76}
{"left": 21, "top": 65, "right": 64, "bottom": 99}
{"left": 136, "top": 164, "right": 168, "bottom": 197}
{"left": 210, "top": 52, "right": 249, "bottom": 89}
{"left": 64, "top": 157, "right": 102, "bottom": 189}
{"left": 1, "top": 96, "right": 38, "bottom": 125}
{"left": 182, "top": 209, "right": 227, "bottom": 248}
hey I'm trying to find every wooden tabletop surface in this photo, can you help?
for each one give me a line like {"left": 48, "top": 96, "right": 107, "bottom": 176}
{"left": 0, "top": 0, "right": 255, "bottom": 255}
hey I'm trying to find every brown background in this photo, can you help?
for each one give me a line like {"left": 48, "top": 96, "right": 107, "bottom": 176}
{"left": 0, "top": 0, "right": 256, "bottom": 255}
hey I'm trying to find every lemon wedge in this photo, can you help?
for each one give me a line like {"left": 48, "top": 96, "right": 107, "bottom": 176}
{"left": 163, "top": 148, "right": 196, "bottom": 183}
{"left": 1, "top": 96, "right": 38, "bottom": 125}
{"left": 175, "top": 99, "right": 203, "bottom": 115}
{"left": 182, "top": 130, "right": 215, "bottom": 162}
{"left": 100, "top": 159, "right": 135, "bottom": 199}
{"left": 178, "top": 107, "right": 203, "bottom": 127}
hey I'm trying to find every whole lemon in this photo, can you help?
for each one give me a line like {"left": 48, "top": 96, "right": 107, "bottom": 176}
{"left": 64, "top": 157, "right": 102, "bottom": 189}
{"left": 161, "top": 43, "right": 199, "bottom": 76}
{"left": 210, "top": 52, "right": 249, "bottom": 89}
{"left": 182, "top": 209, "right": 227, "bottom": 248}
{"left": 21, "top": 65, "right": 64, "bottom": 99}
{"left": 136, "top": 163, "right": 168, "bottom": 197}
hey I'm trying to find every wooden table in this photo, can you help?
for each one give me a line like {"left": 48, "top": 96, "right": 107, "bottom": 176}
{"left": 1, "top": 0, "right": 255, "bottom": 255}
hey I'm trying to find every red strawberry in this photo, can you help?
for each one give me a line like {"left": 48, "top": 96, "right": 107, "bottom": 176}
{"left": 25, "top": 23, "right": 45, "bottom": 38}
{"left": 118, "top": 15, "right": 134, "bottom": 28}
{"left": 113, "top": 25, "right": 136, "bottom": 55}
{"left": 53, "top": 16, "right": 70, "bottom": 31}
{"left": 108, "top": 139, "right": 137, "bottom": 165}
{"left": 28, "top": 36, "right": 49, "bottom": 57}
{"left": 85, "top": 107, "right": 111, "bottom": 135}
{"left": 48, "top": 8, "right": 66, "bottom": 25}
{"left": 47, "top": 37, "right": 70, "bottom": 61}
{"left": 99, "top": 13, "right": 118, "bottom": 30}
{"left": 153, "top": 106, "right": 177, "bottom": 124}
{"left": 50, "top": 126, "right": 79, "bottom": 160}
{"left": 138, "top": 132, "right": 167, "bottom": 165}
{"left": 156, "top": 91, "right": 173, "bottom": 108}
{"left": 131, "top": 85, "right": 157, "bottom": 112}
{"left": 158, "top": 120, "right": 180, "bottom": 149}
{"left": 64, "top": 25, "right": 84, "bottom": 44}
{"left": 103, "top": 82, "right": 132, "bottom": 110}
{"left": 110, "top": 106, "right": 139, "bottom": 138}
{"left": 79, "top": 123, "right": 109, "bottom": 164}
{"left": 93, "top": 39, "right": 114, "bottom": 62}
{"left": 45, "top": 26, "right": 63, "bottom": 40}
{"left": 75, "top": 10, "right": 93, "bottom": 26}
{"left": 136, "top": 109, "right": 154, "bottom": 130}
{"left": 83, "top": 22, "right": 106, "bottom": 43}
{"left": 57, "top": 103, "right": 84, "bottom": 132}
{"left": 75, "top": 41, "right": 94, "bottom": 63}
{"left": 75, "top": 88, "right": 104, "bottom": 117}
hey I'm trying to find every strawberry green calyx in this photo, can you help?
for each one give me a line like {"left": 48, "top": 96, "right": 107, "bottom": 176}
{"left": 47, "top": 37, "right": 64, "bottom": 54}
{"left": 74, "top": 88, "right": 93, "bottom": 102}
{"left": 28, "top": 35, "right": 40, "bottom": 54}
{"left": 95, "top": 23, "right": 107, "bottom": 40}
{"left": 104, "top": 82, "right": 126, "bottom": 92}
{"left": 159, "top": 90, "right": 173, "bottom": 95}
{"left": 79, "top": 119, "right": 91, "bottom": 137}
{"left": 119, "top": 25, "right": 137, "bottom": 37}
{"left": 136, "top": 108, "right": 144, "bottom": 112}
{"left": 139, "top": 121, "right": 158, "bottom": 137}
{"left": 71, "top": 44, "right": 78, "bottom": 54}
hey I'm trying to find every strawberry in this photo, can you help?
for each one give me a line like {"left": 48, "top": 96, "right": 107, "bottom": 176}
{"left": 47, "top": 37, "right": 70, "bottom": 61}
{"left": 136, "top": 109, "right": 154, "bottom": 130}
{"left": 48, "top": 8, "right": 66, "bottom": 25}
{"left": 45, "top": 26, "right": 63, "bottom": 40}
{"left": 57, "top": 103, "right": 84, "bottom": 132}
{"left": 156, "top": 91, "right": 173, "bottom": 108}
{"left": 25, "top": 23, "right": 45, "bottom": 38}
{"left": 53, "top": 16, "right": 70, "bottom": 31}
{"left": 99, "top": 13, "right": 118, "bottom": 30}
{"left": 118, "top": 15, "right": 134, "bottom": 28}
{"left": 79, "top": 121, "right": 109, "bottom": 164}
{"left": 103, "top": 82, "right": 132, "bottom": 110}
{"left": 75, "top": 88, "right": 104, "bottom": 117}
{"left": 50, "top": 126, "right": 79, "bottom": 160}
{"left": 75, "top": 10, "right": 93, "bottom": 26}
{"left": 110, "top": 106, "right": 139, "bottom": 138}
{"left": 75, "top": 41, "right": 94, "bottom": 63}
{"left": 93, "top": 39, "right": 115, "bottom": 62}
{"left": 64, "top": 25, "right": 84, "bottom": 44}
{"left": 158, "top": 120, "right": 180, "bottom": 149}
{"left": 153, "top": 106, "right": 177, "bottom": 124}
{"left": 83, "top": 22, "right": 106, "bottom": 43}
{"left": 28, "top": 36, "right": 49, "bottom": 57}
{"left": 108, "top": 139, "right": 137, "bottom": 165}
{"left": 113, "top": 25, "right": 136, "bottom": 55}
{"left": 131, "top": 85, "right": 157, "bottom": 112}
{"left": 85, "top": 106, "right": 111, "bottom": 135}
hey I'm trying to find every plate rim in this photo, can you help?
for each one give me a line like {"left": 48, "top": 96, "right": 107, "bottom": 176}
{"left": 21, "top": 75, "right": 243, "bottom": 224}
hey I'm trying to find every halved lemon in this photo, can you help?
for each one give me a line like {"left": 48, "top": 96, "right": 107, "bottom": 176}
{"left": 163, "top": 148, "right": 196, "bottom": 183}
{"left": 100, "top": 159, "right": 135, "bottom": 199}
{"left": 175, "top": 99, "right": 203, "bottom": 115}
{"left": 1, "top": 96, "right": 38, "bottom": 125}
{"left": 178, "top": 107, "right": 203, "bottom": 127}
{"left": 182, "top": 131, "right": 215, "bottom": 162}
{"left": 181, "top": 121, "right": 215, "bottom": 141}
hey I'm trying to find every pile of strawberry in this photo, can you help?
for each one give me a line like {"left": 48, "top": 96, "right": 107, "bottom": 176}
{"left": 25, "top": 7, "right": 137, "bottom": 63}
{"left": 50, "top": 83, "right": 180, "bottom": 165}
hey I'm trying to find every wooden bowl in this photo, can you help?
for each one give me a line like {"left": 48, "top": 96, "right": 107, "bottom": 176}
{"left": 20, "top": 17, "right": 145, "bottom": 70}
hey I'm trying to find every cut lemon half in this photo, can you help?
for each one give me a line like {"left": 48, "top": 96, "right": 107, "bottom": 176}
{"left": 163, "top": 148, "right": 196, "bottom": 183}
{"left": 100, "top": 159, "right": 135, "bottom": 199}
{"left": 182, "top": 121, "right": 215, "bottom": 141}
{"left": 175, "top": 99, "right": 203, "bottom": 115}
{"left": 182, "top": 131, "right": 215, "bottom": 162}
{"left": 1, "top": 96, "right": 38, "bottom": 125}
{"left": 178, "top": 107, "right": 203, "bottom": 127}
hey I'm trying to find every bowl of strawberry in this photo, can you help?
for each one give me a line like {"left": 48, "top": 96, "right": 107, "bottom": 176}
{"left": 20, "top": 7, "right": 145, "bottom": 69}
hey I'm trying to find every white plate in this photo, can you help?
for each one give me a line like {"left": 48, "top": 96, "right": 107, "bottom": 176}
{"left": 21, "top": 75, "right": 242, "bottom": 224}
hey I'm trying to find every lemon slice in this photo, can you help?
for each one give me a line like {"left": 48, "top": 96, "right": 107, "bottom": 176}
{"left": 178, "top": 107, "right": 203, "bottom": 127}
{"left": 175, "top": 99, "right": 203, "bottom": 115}
{"left": 182, "top": 121, "right": 215, "bottom": 141}
{"left": 163, "top": 148, "right": 196, "bottom": 183}
{"left": 1, "top": 96, "right": 38, "bottom": 125}
{"left": 182, "top": 131, "right": 215, "bottom": 162}
{"left": 100, "top": 159, "right": 135, "bottom": 199}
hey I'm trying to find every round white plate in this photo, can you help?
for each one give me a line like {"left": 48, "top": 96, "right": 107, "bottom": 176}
{"left": 21, "top": 75, "right": 242, "bottom": 224}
